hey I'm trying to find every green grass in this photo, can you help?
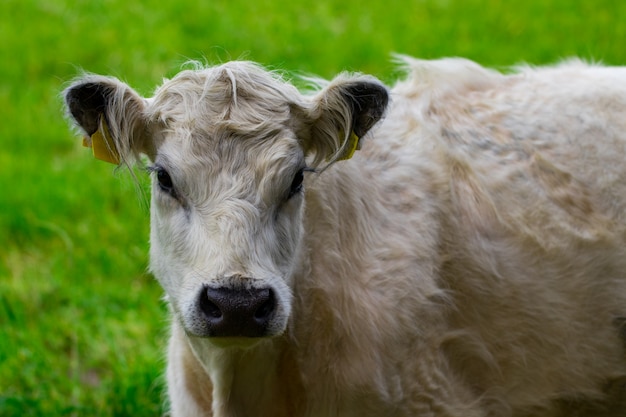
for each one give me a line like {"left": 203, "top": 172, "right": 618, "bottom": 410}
{"left": 2, "top": 0, "right": 626, "bottom": 415}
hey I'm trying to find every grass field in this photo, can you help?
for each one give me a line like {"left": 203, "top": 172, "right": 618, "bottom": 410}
{"left": 2, "top": 0, "right": 626, "bottom": 415}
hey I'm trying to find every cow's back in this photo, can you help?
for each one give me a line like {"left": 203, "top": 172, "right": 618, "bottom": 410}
{"left": 386, "top": 58, "right": 626, "bottom": 414}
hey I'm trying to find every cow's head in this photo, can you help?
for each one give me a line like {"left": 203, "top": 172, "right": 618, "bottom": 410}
{"left": 64, "top": 62, "right": 388, "bottom": 343}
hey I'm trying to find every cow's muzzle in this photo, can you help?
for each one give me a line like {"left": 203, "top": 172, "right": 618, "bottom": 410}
{"left": 197, "top": 284, "right": 276, "bottom": 338}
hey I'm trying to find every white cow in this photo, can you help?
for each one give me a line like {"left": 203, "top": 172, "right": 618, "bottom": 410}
{"left": 64, "top": 57, "right": 626, "bottom": 416}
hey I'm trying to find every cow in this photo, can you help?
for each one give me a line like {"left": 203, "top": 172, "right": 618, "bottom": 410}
{"left": 63, "top": 57, "right": 626, "bottom": 416}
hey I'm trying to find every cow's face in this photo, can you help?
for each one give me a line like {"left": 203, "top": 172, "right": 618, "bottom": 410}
{"left": 146, "top": 69, "right": 309, "bottom": 339}
{"left": 64, "top": 62, "right": 387, "bottom": 343}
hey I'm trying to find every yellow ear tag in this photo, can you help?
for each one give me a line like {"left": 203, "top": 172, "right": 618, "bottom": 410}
{"left": 82, "top": 119, "right": 121, "bottom": 164}
{"left": 337, "top": 131, "right": 361, "bottom": 161}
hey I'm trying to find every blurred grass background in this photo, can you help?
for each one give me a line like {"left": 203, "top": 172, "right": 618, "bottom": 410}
{"left": 2, "top": 0, "right": 626, "bottom": 415}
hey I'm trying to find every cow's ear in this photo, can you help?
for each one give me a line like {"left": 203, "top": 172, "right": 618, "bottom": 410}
{"left": 63, "top": 75, "right": 153, "bottom": 165}
{"left": 300, "top": 75, "right": 389, "bottom": 168}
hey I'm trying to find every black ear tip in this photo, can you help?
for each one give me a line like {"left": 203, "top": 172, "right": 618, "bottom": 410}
{"left": 368, "top": 83, "right": 389, "bottom": 115}
{"left": 65, "top": 83, "right": 108, "bottom": 110}
{"left": 342, "top": 80, "right": 389, "bottom": 137}
{"left": 64, "top": 82, "right": 108, "bottom": 136}
{"left": 344, "top": 81, "right": 388, "bottom": 103}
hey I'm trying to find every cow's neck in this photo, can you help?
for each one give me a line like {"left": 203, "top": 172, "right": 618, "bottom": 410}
{"left": 188, "top": 334, "right": 301, "bottom": 417}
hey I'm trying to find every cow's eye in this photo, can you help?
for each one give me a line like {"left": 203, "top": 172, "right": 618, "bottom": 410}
{"left": 150, "top": 165, "right": 176, "bottom": 197}
{"left": 157, "top": 168, "right": 174, "bottom": 191}
{"left": 288, "top": 168, "right": 304, "bottom": 199}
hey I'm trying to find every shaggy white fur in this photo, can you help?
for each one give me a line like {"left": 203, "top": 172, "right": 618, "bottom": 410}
{"left": 64, "top": 57, "right": 626, "bottom": 416}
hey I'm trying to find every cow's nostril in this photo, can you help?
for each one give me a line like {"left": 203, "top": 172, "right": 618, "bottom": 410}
{"left": 200, "top": 295, "right": 222, "bottom": 319}
{"left": 199, "top": 286, "right": 275, "bottom": 338}
{"left": 254, "top": 291, "right": 276, "bottom": 322}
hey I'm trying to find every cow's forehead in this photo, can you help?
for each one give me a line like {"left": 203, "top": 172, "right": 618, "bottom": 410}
{"left": 145, "top": 63, "right": 306, "bottom": 166}
{"left": 154, "top": 126, "right": 303, "bottom": 175}
{"left": 147, "top": 62, "right": 302, "bottom": 131}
